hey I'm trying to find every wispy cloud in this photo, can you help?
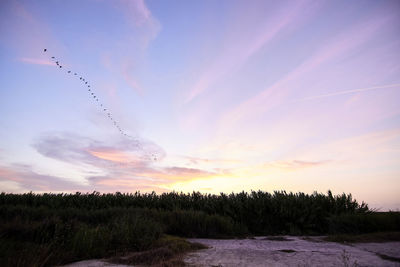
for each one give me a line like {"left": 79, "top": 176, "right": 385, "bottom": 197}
{"left": 106, "top": 0, "right": 160, "bottom": 47}
{"left": 86, "top": 175, "right": 168, "bottom": 192}
{"left": 219, "top": 15, "right": 391, "bottom": 131}
{"left": 298, "top": 128, "right": 400, "bottom": 161}
{"left": 33, "top": 132, "right": 165, "bottom": 167}
{"left": 264, "top": 160, "right": 331, "bottom": 171}
{"left": 88, "top": 149, "right": 141, "bottom": 164}
{"left": 123, "top": 0, "right": 151, "bottom": 25}
{"left": 1, "top": 129, "right": 227, "bottom": 193}
{"left": 293, "top": 83, "right": 400, "bottom": 102}
{"left": 121, "top": 64, "right": 143, "bottom": 94}
{"left": 0, "top": 164, "right": 86, "bottom": 192}
{"left": 19, "top": 132, "right": 223, "bottom": 191}
{"left": 97, "top": 0, "right": 161, "bottom": 95}
{"left": 160, "top": 167, "right": 215, "bottom": 180}
{"left": 2, "top": 1, "right": 64, "bottom": 60}
{"left": 179, "top": 155, "right": 242, "bottom": 165}
{"left": 18, "top": 57, "right": 56, "bottom": 66}
{"left": 0, "top": 163, "right": 171, "bottom": 193}
{"left": 184, "top": 0, "right": 321, "bottom": 103}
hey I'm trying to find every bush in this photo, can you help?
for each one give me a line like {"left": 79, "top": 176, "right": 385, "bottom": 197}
{"left": 328, "top": 212, "right": 400, "bottom": 234}
{"left": 1, "top": 190, "right": 395, "bottom": 266}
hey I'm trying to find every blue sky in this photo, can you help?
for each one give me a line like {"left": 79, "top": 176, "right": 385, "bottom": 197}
{"left": 1, "top": 0, "right": 400, "bottom": 210}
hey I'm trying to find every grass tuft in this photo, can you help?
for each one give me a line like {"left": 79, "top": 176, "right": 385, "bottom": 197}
{"left": 278, "top": 249, "right": 296, "bottom": 253}
{"left": 263, "top": 236, "right": 293, "bottom": 241}
{"left": 376, "top": 253, "right": 400, "bottom": 263}
{"left": 109, "top": 235, "right": 208, "bottom": 266}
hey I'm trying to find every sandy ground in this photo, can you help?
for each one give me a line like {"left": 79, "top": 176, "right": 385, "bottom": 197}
{"left": 184, "top": 236, "right": 400, "bottom": 267}
{"left": 63, "top": 236, "right": 400, "bottom": 267}
{"left": 62, "top": 260, "right": 128, "bottom": 267}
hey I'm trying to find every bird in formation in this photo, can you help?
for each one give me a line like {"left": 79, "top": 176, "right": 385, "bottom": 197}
{"left": 43, "top": 48, "right": 153, "bottom": 159}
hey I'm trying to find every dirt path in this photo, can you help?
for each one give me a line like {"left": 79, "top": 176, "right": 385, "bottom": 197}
{"left": 184, "top": 236, "right": 400, "bottom": 267}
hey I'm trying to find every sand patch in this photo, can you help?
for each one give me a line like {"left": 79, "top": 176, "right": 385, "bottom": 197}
{"left": 184, "top": 236, "right": 400, "bottom": 267}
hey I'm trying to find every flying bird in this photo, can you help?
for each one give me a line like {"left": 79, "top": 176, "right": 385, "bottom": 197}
{"left": 43, "top": 49, "right": 156, "bottom": 160}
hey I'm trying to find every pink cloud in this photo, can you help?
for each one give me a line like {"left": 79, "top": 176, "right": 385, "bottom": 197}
{"left": 19, "top": 57, "right": 56, "bottom": 66}
{"left": 294, "top": 83, "right": 400, "bottom": 102}
{"left": 264, "top": 160, "right": 331, "bottom": 171}
{"left": 162, "top": 167, "right": 215, "bottom": 179}
{"left": 120, "top": 0, "right": 152, "bottom": 26}
{"left": 88, "top": 148, "right": 143, "bottom": 164}
{"left": 0, "top": 164, "right": 86, "bottom": 192}
{"left": 28, "top": 132, "right": 224, "bottom": 190}
{"left": 219, "top": 16, "right": 390, "bottom": 131}
{"left": 96, "top": 1, "right": 160, "bottom": 96}
{"left": 179, "top": 155, "right": 242, "bottom": 166}
{"left": 184, "top": 0, "right": 321, "bottom": 103}
{"left": 126, "top": 168, "right": 217, "bottom": 183}
{"left": 87, "top": 175, "right": 169, "bottom": 193}
{"left": 0, "top": 164, "right": 170, "bottom": 193}
{"left": 33, "top": 132, "right": 163, "bottom": 168}
{"left": 115, "top": 0, "right": 161, "bottom": 46}
{"left": 122, "top": 64, "right": 143, "bottom": 94}
{"left": 3, "top": 1, "right": 64, "bottom": 60}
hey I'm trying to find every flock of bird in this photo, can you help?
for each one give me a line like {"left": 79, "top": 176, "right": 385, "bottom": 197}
{"left": 43, "top": 48, "right": 158, "bottom": 161}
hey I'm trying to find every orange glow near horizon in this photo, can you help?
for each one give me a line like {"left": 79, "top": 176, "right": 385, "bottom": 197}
{"left": 89, "top": 149, "right": 137, "bottom": 163}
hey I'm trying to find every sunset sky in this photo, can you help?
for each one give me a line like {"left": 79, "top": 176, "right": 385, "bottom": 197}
{"left": 1, "top": 0, "right": 399, "bottom": 210}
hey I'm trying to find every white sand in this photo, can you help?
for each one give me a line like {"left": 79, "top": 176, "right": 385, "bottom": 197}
{"left": 353, "top": 242, "right": 400, "bottom": 259}
{"left": 62, "top": 260, "right": 129, "bottom": 267}
{"left": 63, "top": 236, "right": 400, "bottom": 267}
{"left": 184, "top": 236, "right": 400, "bottom": 267}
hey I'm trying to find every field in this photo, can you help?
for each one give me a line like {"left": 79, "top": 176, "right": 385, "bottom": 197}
{"left": 1, "top": 191, "right": 399, "bottom": 266}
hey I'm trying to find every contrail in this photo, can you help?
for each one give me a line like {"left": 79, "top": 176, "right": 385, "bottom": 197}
{"left": 294, "top": 83, "right": 400, "bottom": 102}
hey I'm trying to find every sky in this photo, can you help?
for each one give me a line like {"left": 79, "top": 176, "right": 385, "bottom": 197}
{"left": 0, "top": 0, "right": 399, "bottom": 210}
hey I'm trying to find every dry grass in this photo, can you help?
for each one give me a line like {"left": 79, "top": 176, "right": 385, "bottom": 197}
{"left": 108, "top": 235, "right": 208, "bottom": 266}
{"left": 278, "top": 249, "right": 296, "bottom": 253}
{"left": 263, "top": 236, "right": 293, "bottom": 241}
{"left": 376, "top": 253, "right": 400, "bottom": 263}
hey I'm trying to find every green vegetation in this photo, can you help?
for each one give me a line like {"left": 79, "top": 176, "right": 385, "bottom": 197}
{"left": 327, "top": 212, "right": 400, "bottom": 234}
{"left": 325, "top": 231, "right": 400, "bottom": 243}
{"left": 109, "top": 235, "right": 207, "bottom": 266}
{"left": 0, "top": 190, "right": 398, "bottom": 266}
